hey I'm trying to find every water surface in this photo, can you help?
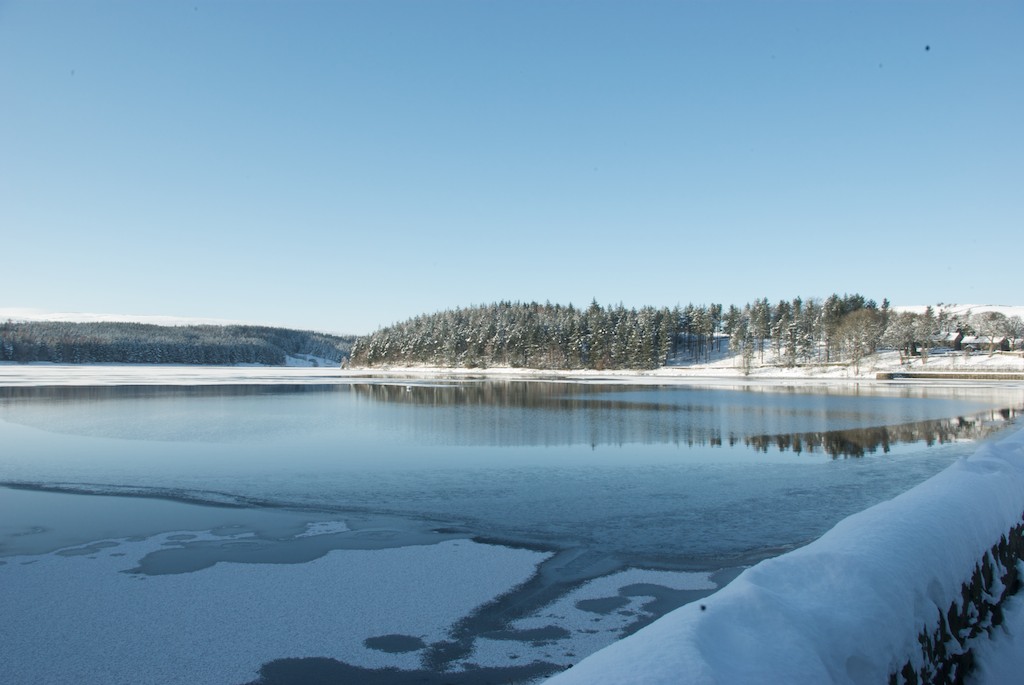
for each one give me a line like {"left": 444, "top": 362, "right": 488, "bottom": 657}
{"left": 2, "top": 380, "right": 1020, "bottom": 567}
{"left": 2, "top": 379, "right": 1023, "bottom": 683}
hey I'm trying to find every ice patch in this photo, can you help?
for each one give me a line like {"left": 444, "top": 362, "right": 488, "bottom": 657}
{"left": 464, "top": 568, "right": 716, "bottom": 671}
{"left": 295, "top": 520, "right": 350, "bottom": 537}
{"left": 0, "top": 530, "right": 550, "bottom": 685}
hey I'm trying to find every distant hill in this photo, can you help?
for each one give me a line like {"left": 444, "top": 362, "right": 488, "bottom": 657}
{"left": 0, "top": 321, "right": 354, "bottom": 366}
{"left": 0, "top": 308, "right": 245, "bottom": 327}
{"left": 894, "top": 304, "right": 1024, "bottom": 319}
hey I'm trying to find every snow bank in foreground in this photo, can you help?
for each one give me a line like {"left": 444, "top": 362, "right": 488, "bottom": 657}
{"left": 969, "top": 574, "right": 1024, "bottom": 683}
{"left": 545, "top": 427, "right": 1024, "bottom": 685}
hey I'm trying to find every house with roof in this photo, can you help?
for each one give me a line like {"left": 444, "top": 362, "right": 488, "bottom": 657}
{"left": 959, "top": 335, "right": 1011, "bottom": 353}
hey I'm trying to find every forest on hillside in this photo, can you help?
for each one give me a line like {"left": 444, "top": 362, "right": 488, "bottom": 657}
{"left": 351, "top": 297, "right": 1024, "bottom": 371}
{"left": 0, "top": 321, "right": 355, "bottom": 366}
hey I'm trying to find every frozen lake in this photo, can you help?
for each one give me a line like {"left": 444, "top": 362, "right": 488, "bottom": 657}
{"left": 2, "top": 379, "right": 1022, "bottom": 683}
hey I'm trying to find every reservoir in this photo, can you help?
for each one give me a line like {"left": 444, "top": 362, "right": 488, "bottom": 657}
{"left": 1, "top": 378, "right": 1022, "bottom": 684}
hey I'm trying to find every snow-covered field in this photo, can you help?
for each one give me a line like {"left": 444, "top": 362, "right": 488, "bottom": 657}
{"left": 894, "top": 303, "right": 1024, "bottom": 320}
{"left": 543, "top": 426, "right": 1024, "bottom": 685}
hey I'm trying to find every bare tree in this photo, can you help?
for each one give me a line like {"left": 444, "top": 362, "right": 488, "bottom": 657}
{"left": 974, "top": 311, "right": 1008, "bottom": 355}
{"left": 839, "top": 309, "right": 884, "bottom": 373}
{"left": 1004, "top": 316, "right": 1024, "bottom": 351}
{"left": 882, "top": 312, "right": 919, "bottom": 363}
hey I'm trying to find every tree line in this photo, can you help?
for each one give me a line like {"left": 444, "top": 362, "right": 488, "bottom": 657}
{"left": 352, "top": 301, "right": 681, "bottom": 370}
{"left": 0, "top": 321, "right": 355, "bottom": 366}
{"left": 351, "top": 297, "right": 1024, "bottom": 371}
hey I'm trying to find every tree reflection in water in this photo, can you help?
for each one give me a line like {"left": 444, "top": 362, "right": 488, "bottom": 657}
{"left": 350, "top": 382, "right": 1022, "bottom": 458}
{"left": 743, "top": 409, "right": 1019, "bottom": 458}
{"left": 2, "top": 381, "right": 1017, "bottom": 459}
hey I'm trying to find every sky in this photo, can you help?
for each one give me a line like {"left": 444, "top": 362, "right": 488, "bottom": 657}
{"left": 2, "top": 1, "right": 1021, "bottom": 335}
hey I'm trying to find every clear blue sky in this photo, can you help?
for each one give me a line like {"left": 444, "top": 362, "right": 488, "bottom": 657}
{"left": 3, "top": 1, "right": 1021, "bottom": 335}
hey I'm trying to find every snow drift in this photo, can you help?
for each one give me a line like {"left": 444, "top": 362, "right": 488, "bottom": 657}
{"left": 544, "top": 426, "right": 1024, "bottom": 685}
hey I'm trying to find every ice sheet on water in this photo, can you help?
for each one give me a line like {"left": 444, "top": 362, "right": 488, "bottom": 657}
{"left": 0, "top": 529, "right": 550, "bottom": 685}
{"left": 463, "top": 568, "right": 718, "bottom": 672}
{"left": 295, "top": 520, "right": 351, "bottom": 537}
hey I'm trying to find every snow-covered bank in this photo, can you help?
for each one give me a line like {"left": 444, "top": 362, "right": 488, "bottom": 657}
{"left": 345, "top": 348, "right": 1024, "bottom": 385}
{"left": 970, "top": 590, "right": 1024, "bottom": 683}
{"left": 543, "top": 426, "right": 1024, "bottom": 685}
{"left": 0, "top": 364, "right": 348, "bottom": 386}
{"left": 2, "top": 346, "right": 1023, "bottom": 388}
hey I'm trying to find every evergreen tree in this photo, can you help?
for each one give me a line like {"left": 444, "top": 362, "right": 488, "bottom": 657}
{"left": 751, "top": 298, "right": 771, "bottom": 363}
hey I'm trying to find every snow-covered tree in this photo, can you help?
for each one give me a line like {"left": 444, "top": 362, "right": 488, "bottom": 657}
{"left": 1004, "top": 316, "right": 1024, "bottom": 350}
{"left": 974, "top": 311, "right": 1009, "bottom": 354}
{"left": 839, "top": 308, "right": 884, "bottom": 372}
{"left": 882, "top": 312, "right": 920, "bottom": 362}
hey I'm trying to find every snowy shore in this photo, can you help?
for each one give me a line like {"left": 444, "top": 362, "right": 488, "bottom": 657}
{"left": 0, "top": 363, "right": 348, "bottom": 386}
{"left": 352, "top": 346, "right": 1024, "bottom": 390}
{"left": 3, "top": 348, "right": 1023, "bottom": 388}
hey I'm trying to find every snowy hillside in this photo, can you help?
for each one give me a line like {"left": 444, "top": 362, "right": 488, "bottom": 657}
{"left": 1, "top": 321, "right": 354, "bottom": 366}
{"left": 0, "top": 307, "right": 244, "bottom": 327}
{"left": 544, "top": 426, "right": 1024, "bottom": 685}
{"left": 894, "top": 304, "right": 1024, "bottom": 320}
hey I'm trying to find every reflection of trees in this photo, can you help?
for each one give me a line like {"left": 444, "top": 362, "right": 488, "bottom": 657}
{"left": 744, "top": 409, "right": 1021, "bottom": 458}
{"left": 0, "top": 384, "right": 335, "bottom": 404}
{"left": 351, "top": 383, "right": 1022, "bottom": 457}
{"left": 4, "top": 383, "right": 1018, "bottom": 459}
{"left": 351, "top": 381, "right": 662, "bottom": 411}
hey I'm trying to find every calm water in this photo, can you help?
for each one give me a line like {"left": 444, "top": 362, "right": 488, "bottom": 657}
{"left": 2, "top": 380, "right": 1022, "bottom": 568}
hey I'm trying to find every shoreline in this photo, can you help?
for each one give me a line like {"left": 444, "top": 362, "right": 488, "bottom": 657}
{"left": 3, "top": 356, "right": 1024, "bottom": 388}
